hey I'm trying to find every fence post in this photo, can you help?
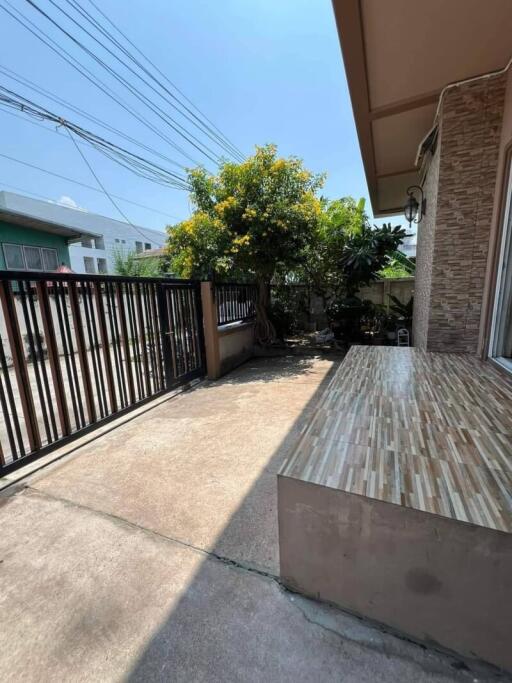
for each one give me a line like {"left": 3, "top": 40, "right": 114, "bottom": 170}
{"left": 201, "top": 282, "right": 221, "bottom": 380}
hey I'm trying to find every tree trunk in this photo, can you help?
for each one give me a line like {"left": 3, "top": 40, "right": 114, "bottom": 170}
{"left": 255, "top": 278, "right": 276, "bottom": 345}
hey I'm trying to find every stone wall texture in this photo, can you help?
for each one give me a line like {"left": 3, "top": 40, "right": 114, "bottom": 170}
{"left": 413, "top": 145, "right": 439, "bottom": 349}
{"left": 413, "top": 74, "right": 507, "bottom": 353}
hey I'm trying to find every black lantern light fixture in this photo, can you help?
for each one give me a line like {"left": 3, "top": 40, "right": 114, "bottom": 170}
{"left": 404, "top": 185, "right": 426, "bottom": 227}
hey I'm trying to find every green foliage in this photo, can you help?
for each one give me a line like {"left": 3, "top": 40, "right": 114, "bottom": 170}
{"left": 166, "top": 144, "right": 324, "bottom": 282}
{"left": 339, "top": 222, "right": 408, "bottom": 295}
{"left": 299, "top": 196, "right": 408, "bottom": 298}
{"left": 112, "top": 249, "right": 163, "bottom": 277}
{"left": 269, "top": 285, "right": 310, "bottom": 338}
{"left": 379, "top": 250, "right": 416, "bottom": 279}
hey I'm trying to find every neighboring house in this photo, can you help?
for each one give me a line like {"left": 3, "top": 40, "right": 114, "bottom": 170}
{"left": 0, "top": 191, "right": 99, "bottom": 272}
{"left": 333, "top": 0, "right": 512, "bottom": 373}
{"left": 0, "top": 191, "right": 166, "bottom": 274}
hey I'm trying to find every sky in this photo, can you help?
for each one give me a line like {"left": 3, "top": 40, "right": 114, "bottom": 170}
{"left": 0, "top": 0, "right": 402, "bottom": 234}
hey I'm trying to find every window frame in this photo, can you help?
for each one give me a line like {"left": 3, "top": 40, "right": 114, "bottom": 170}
{"left": 83, "top": 255, "right": 96, "bottom": 274}
{"left": 490, "top": 155, "right": 512, "bottom": 372}
{"left": 96, "top": 257, "right": 108, "bottom": 274}
{"left": 2, "top": 243, "right": 59, "bottom": 272}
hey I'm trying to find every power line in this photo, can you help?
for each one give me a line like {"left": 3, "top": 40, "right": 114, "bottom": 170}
{"left": 0, "top": 85, "right": 191, "bottom": 188}
{"left": 24, "top": 0, "right": 224, "bottom": 165}
{"left": 0, "top": 152, "right": 182, "bottom": 222}
{"left": 0, "top": 0, "right": 203, "bottom": 167}
{"left": 86, "top": 0, "right": 242, "bottom": 158}
{"left": 65, "top": 126, "right": 164, "bottom": 245}
{"left": 64, "top": 0, "right": 245, "bottom": 161}
{"left": 0, "top": 84, "right": 185, "bottom": 172}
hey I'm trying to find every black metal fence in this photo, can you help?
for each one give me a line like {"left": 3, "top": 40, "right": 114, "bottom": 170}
{"left": 0, "top": 271, "right": 205, "bottom": 474}
{"left": 216, "top": 283, "right": 257, "bottom": 326}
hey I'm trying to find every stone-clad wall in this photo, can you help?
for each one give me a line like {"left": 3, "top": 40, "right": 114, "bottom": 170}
{"left": 413, "top": 146, "right": 440, "bottom": 349}
{"left": 413, "top": 74, "right": 507, "bottom": 353}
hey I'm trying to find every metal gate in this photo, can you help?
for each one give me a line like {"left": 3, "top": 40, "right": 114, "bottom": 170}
{"left": 0, "top": 271, "right": 205, "bottom": 475}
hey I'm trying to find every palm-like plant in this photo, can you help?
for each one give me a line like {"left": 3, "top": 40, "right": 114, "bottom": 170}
{"left": 340, "top": 223, "right": 408, "bottom": 295}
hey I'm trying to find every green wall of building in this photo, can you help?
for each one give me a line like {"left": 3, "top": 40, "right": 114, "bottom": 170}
{"left": 0, "top": 221, "right": 71, "bottom": 270}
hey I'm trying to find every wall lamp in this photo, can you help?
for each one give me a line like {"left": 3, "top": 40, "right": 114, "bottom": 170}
{"left": 404, "top": 185, "right": 426, "bottom": 227}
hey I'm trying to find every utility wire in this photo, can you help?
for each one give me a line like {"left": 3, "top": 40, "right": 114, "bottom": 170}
{"left": 64, "top": 126, "right": 164, "bottom": 245}
{"left": 0, "top": 86, "right": 191, "bottom": 188}
{"left": 0, "top": 0, "right": 203, "bottom": 167}
{"left": 0, "top": 152, "right": 182, "bottom": 222}
{"left": 24, "top": 0, "right": 224, "bottom": 165}
{"left": 0, "top": 65, "right": 188, "bottom": 170}
{"left": 64, "top": 0, "right": 244, "bottom": 161}
{"left": 85, "top": 0, "right": 243, "bottom": 159}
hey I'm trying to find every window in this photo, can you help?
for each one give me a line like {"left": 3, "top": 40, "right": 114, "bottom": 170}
{"left": 42, "top": 248, "right": 59, "bottom": 271}
{"left": 3, "top": 244, "right": 25, "bottom": 269}
{"left": 95, "top": 236, "right": 105, "bottom": 250}
{"left": 23, "top": 246, "right": 43, "bottom": 270}
{"left": 2, "top": 243, "right": 58, "bottom": 271}
{"left": 491, "top": 157, "right": 512, "bottom": 371}
{"left": 115, "top": 238, "right": 120, "bottom": 243}
{"left": 97, "top": 257, "right": 108, "bottom": 274}
{"left": 135, "top": 241, "right": 143, "bottom": 254}
{"left": 145, "top": 243, "right": 151, "bottom": 251}
{"left": 83, "top": 256, "right": 96, "bottom": 274}
{"left": 82, "top": 237, "right": 93, "bottom": 249}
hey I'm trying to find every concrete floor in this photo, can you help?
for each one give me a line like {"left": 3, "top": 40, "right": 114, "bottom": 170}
{"left": 0, "top": 356, "right": 507, "bottom": 682}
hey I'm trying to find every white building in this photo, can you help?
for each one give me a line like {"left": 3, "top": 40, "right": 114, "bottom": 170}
{"left": 0, "top": 191, "right": 166, "bottom": 274}
{"left": 399, "top": 231, "right": 417, "bottom": 259}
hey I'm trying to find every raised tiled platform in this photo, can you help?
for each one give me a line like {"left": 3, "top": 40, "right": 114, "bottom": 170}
{"left": 281, "top": 346, "right": 512, "bottom": 532}
{"left": 278, "top": 346, "right": 512, "bottom": 671}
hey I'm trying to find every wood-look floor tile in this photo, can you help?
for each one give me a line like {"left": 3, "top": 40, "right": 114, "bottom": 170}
{"left": 280, "top": 346, "right": 512, "bottom": 532}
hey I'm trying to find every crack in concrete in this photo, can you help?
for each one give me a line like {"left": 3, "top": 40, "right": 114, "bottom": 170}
{"left": 23, "top": 485, "right": 279, "bottom": 582}
{"left": 280, "top": 586, "right": 501, "bottom": 682}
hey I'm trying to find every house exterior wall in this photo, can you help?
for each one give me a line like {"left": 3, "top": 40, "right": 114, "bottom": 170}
{"left": 69, "top": 222, "right": 165, "bottom": 274}
{"left": 0, "top": 190, "right": 165, "bottom": 275}
{"left": 413, "top": 73, "right": 507, "bottom": 353}
{"left": 412, "top": 145, "right": 440, "bottom": 349}
{"left": 479, "top": 67, "right": 512, "bottom": 358}
{"left": 0, "top": 221, "right": 71, "bottom": 270}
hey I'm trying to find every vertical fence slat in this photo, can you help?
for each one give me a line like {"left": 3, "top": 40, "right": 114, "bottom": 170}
{"left": 36, "top": 280, "right": 71, "bottom": 438}
{"left": 0, "top": 279, "right": 41, "bottom": 452}
{"left": 94, "top": 281, "right": 118, "bottom": 414}
{"left": 0, "top": 334, "right": 23, "bottom": 459}
{"left": 135, "top": 283, "right": 151, "bottom": 397}
{"left": 116, "top": 282, "right": 136, "bottom": 404}
{"left": 215, "top": 283, "right": 257, "bottom": 326}
{"left": 69, "top": 281, "right": 96, "bottom": 425}
{"left": 18, "top": 280, "right": 52, "bottom": 444}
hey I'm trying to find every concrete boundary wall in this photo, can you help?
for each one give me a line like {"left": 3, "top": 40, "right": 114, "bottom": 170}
{"left": 201, "top": 282, "right": 255, "bottom": 379}
{"left": 357, "top": 277, "right": 414, "bottom": 311}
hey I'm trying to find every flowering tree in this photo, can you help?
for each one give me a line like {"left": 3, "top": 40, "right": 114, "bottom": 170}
{"left": 166, "top": 144, "right": 323, "bottom": 340}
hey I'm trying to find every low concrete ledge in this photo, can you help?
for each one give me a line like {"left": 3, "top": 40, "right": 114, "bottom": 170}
{"left": 278, "top": 475, "right": 512, "bottom": 672}
{"left": 218, "top": 321, "right": 255, "bottom": 376}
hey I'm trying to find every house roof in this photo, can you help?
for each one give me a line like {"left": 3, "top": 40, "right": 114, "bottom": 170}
{"left": 0, "top": 191, "right": 166, "bottom": 245}
{"left": 332, "top": 0, "right": 512, "bottom": 216}
{"left": 133, "top": 246, "right": 167, "bottom": 259}
{"left": 0, "top": 191, "right": 100, "bottom": 242}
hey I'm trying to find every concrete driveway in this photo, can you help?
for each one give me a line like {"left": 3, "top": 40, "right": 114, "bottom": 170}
{"left": 0, "top": 356, "right": 504, "bottom": 682}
